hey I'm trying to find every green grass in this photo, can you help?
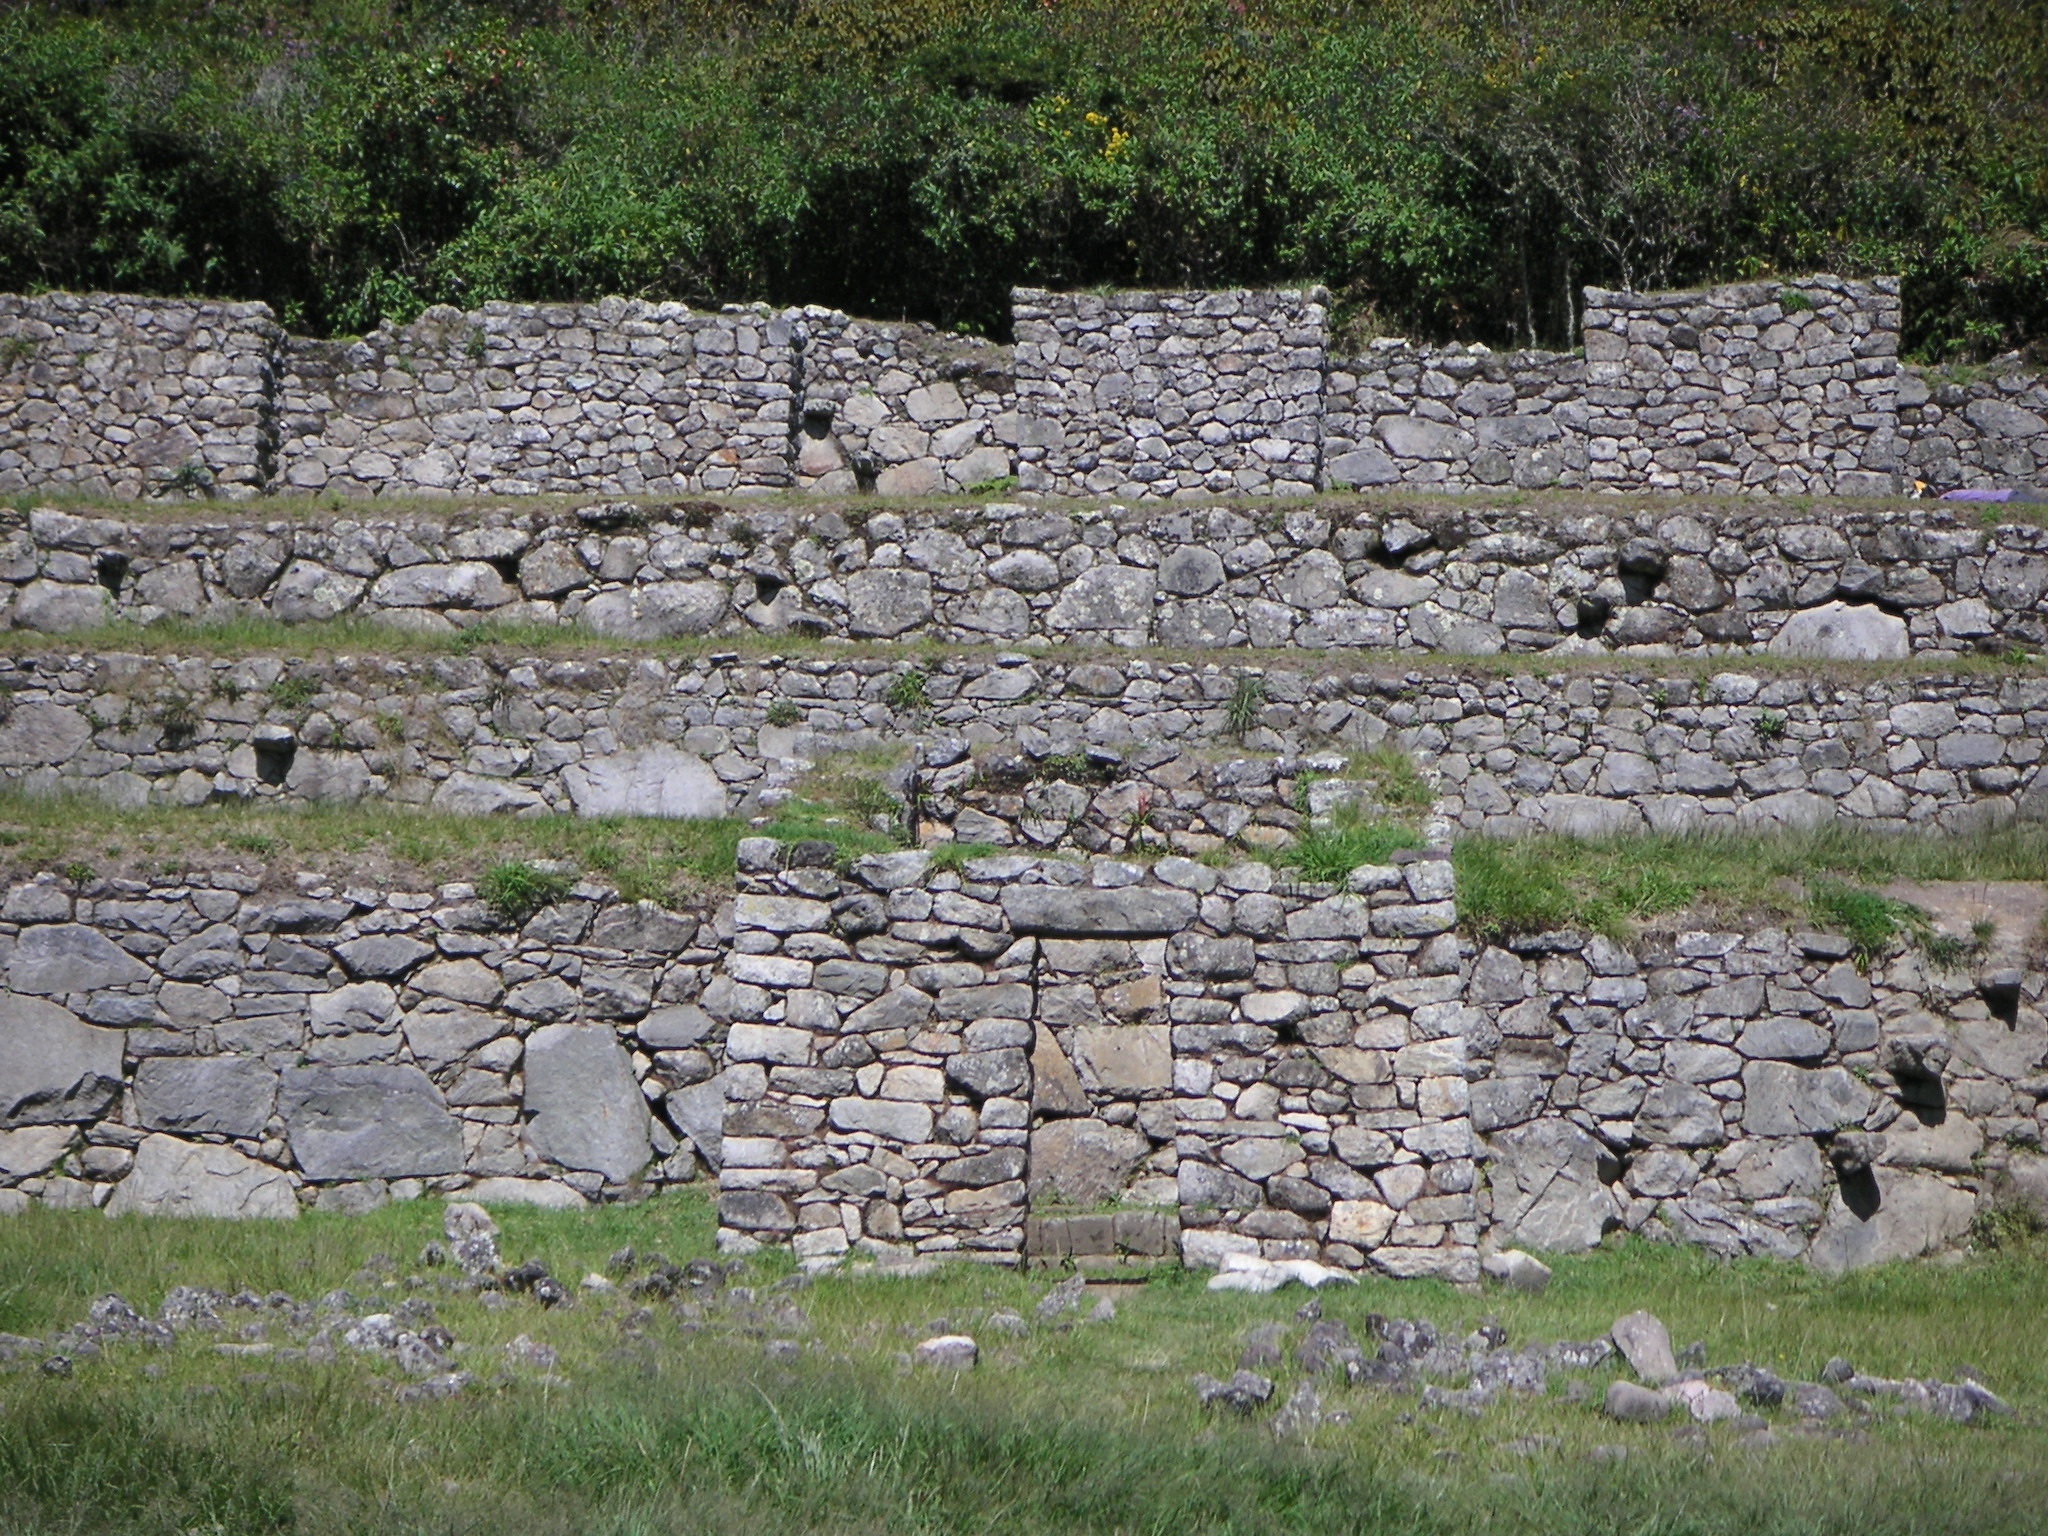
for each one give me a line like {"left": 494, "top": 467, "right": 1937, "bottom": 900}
{"left": 1454, "top": 826, "right": 2048, "bottom": 945}
{"left": 0, "top": 790, "right": 897, "bottom": 903}
{"left": 1282, "top": 816, "right": 1426, "bottom": 883}
{"left": 2, "top": 1197, "right": 2047, "bottom": 1535}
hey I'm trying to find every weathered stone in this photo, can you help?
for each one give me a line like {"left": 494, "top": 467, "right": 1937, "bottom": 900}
{"left": 1486, "top": 1119, "right": 1619, "bottom": 1253}
{"left": 1028, "top": 1118, "right": 1147, "bottom": 1205}
{"left": 1072, "top": 1025, "right": 1171, "bottom": 1093}
{"left": 523, "top": 1024, "right": 653, "bottom": 1183}
{"left": 280, "top": 1066, "right": 464, "bottom": 1180}
{"left": 579, "top": 580, "right": 729, "bottom": 639}
{"left": 845, "top": 569, "right": 934, "bottom": 638}
{"left": 1000, "top": 885, "right": 1197, "bottom": 936}
{"left": 105, "top": 1135, "right": 298, "bottom": 1220}
{"left": 1610, "top": 1311, "right": 1677, "bottom": 1386}
{"left": 1767, "top": 602, "right": 1909, "bottom": 661}
{"left": 8, "top": 923, "right": 151, "bottom": 994}
{"left": 133, "top": 1057, "right": 277, "bottom": 1139}
{"left": 1741, "top": 1062, "right": 1871, "bottom": 1137}
{"left": 0, "top": 995, "right": 124, "bottom": 1126}
{"left": 563, "top": 746, "right": 726, "bottom": 819}
{"left": 1807, "top": 1168, "right": 1977, "bottom": 1274}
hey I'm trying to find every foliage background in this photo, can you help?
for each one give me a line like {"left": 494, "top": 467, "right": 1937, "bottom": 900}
{"left": 2, "top": 0, "right": 2044, "bottom": 359}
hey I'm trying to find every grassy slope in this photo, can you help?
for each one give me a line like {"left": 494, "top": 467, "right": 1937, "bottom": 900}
{"left": 0, "top": 1194, "right": 2044, "bottom": 1536}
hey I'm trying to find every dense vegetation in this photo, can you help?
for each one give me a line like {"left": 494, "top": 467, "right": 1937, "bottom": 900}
{"left": 2, "top": 0, "right": 2045, "bottom": 357}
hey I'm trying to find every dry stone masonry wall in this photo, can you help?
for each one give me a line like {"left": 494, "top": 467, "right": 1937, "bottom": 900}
{"left": 277, "top": 300, "right": 798, "bottom": 496}
{"left": 0, "top": 294, "right": 279, "bottom": 500}
{"left": 5, "top": 847, "right": 2040, "bottom": 1286}
{"left": 4, "top": 499, "right": 2045, "bottom": 658}
{"left": 1008, "top": 288, "right": 1328, "bottom": 498}
{"left": 1322, "top": 343, "right": 1584, "bottom": 492}
{"left": 1580, "top": 278, "right": 1902, "bottom": 497}
{"left": 10, "top": 276, "right": 2041, "bottom": 500}
{"left": 1, "top": 647, "right": 2045, "bottom": 837}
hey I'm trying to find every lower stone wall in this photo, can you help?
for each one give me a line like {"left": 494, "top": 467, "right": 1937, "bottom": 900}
{"left": 709, "top": 839, "right": 1477, "bottom": 1278}
{"left": 2, "top": 846, "right": 2041, "bottom": 1279}
{"left": 0, "top": 868, "right": 714, "bottom": 1218}
{"left": 1463, "top": 906, "right": 2047, "bottom": 1272}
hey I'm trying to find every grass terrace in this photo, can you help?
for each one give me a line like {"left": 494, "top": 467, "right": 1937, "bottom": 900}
{"left": 1, "top": 1193, "right": 2046, "bottom": 1536}
{"left": 2, "top": 788, "right": 2041, "bottom": 954}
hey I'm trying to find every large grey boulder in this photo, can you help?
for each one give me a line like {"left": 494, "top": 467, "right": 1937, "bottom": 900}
{"left": 1027, "top": 1118, "right": 1149, "bottom": 1206}
{"left": 8, "top": 923, "right": 151, "bottom": 994}
{"left": 1486, "top": 1119, "right": 1620, "bottom": 1252}
{"left": 368, "top": 562, "right": 516, "bottom": 610}
{"left": 0, "top": 995, "right": 124, "bottom": 1126}
{"left": 1000, "top": 885, "right": 1197, "bottom": 937}
{"left": 1741, "top": 1062, "right": 1871, "bottom": 1136}
{"left": 1046, "top": 565, "right": 1155, "bottom": 632}
{"left": 105, "top": 1134, "right": 298, "bottom": 1219}
{"left": 133, "top": 1057, "right": 278, "bottom": 1139}
{"left": 11, "top": 580, "right": 112, "bottom": 633}
{"left": 578, "top": 580, "right": 728, "bottom": 639}
{"left": 844, "top": 569, "right": 935, "bottom": 637}
{"left": 562, "top": 745, "right": 726, "bottom": 819}
{"left": 1767, "top": 602, "right": 1909, "bottom": 661}
{"left": 280, "top": 1065, "right": 463, "bottom": 1180}
{"left": 0, "top": 701, "right": 92, "bottom": 766}
{"left": 523, "top": 1024, "right": 652, "bottom": 1183}
{"left": 1808, "top": 1168, "right": 1977, "bottom": 1273}
{"left": 271, "top": 561, "right": 366, "bottom": 622}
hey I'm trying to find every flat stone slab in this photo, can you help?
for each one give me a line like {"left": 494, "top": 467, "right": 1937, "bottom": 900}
{"left": 280, "top": 1065, "right": 463, "bottom": 1181}
{"left": 105, "top": 1134, "right": 299, "bottom": 1219}
{"left": 999, "top": 885, "right": 1197, "bottom": 936}
{"left": 0, "top": 994, "right": 124, "bottom": 1127}
{"left": 522, "top": 1024, "right": 653, "bottom": 1183}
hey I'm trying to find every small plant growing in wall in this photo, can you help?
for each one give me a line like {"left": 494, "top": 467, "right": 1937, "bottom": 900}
{"left": 1779, "top": 289, "right": 1814, "bottom": 313}
{"left": 479, "top": 862, "right": 575, "bottom": 928}
{"left": 885, "top": 669, "right": 929, "bottom": 714}
{"left": 1225, "top": 673, "right": 1266, "bottom": 741}
{"left": 1756, "top": 709, "right": 1787, "bottom": 739}
{"left": 150, "top": 694, "right": 200, "bottom": 748}
{"left": 765, "top": 699, "right": 803, "bottom": 727}
{"left": 268, "top": 675, "right": 319, "bottom": 712}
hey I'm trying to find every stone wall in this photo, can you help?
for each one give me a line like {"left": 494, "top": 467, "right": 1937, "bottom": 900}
{"left": 1463, "top": 908, "right": 2047, "bottom": 1273}
{"left": 710, "top": 839, "right": 1476, "bottom": 1278}
{"left": 0, "top": 866, "right": 711, "bottom": 1218}
{"left": 7, "top": 277, "right": 2048, "bottom": 501}
{"left": 1322, "top": 342, "right": 1585, "bottom": 491}
{"left": 0, "top": 293, "right": 279, "bottom": 500}
{"left": 1579, "top": 277, "right": 1902, "bottom": 496}
{"left": 1, "top": 648, "right": 2044, "bottom": 837}
{"left": 276, "top": 300, "right": 798, "bottom": 496}
{"left": 1900, "top": 358, "right": 2048, "bottom": 493}
{"left": 5, "top": 499, "right": 2046, "bottom": 658}
{"left": 7, "top": 846, "right": 2037, "bottom": 1282}
{"left": 1009, "top": 288, "right": 1328, "bottom": 498}
{"left": 793, "top": 311, "right": 1017, "bottom": 495}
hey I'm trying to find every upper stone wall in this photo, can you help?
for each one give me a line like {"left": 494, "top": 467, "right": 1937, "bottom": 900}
{"left": 4, "top": 278, "right": 2046, "bottom": 500}
{"left": 0, "top": 293, "right": 279, "bottom": 500}
{"left": 1009, "top": 288, "right": 1328, "bottom": 497}
{"left": 1580, "top": 276, "right": 1902, "bottom": 497}
{"left": 277, "top": 299, "right": 798, "bottom": 496}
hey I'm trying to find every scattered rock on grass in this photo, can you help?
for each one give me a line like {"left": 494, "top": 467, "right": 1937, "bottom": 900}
{"left": 1193, "top": 1370, "right": 1275, "bottom": 1413}
{"left": 1604, "top": 1381, "right": 1675, "bottom": 1423}
{"left": 1033, "top": 1274, "right": 1085, "bottom": 1323}
{"left": 914, "top": 1335, "right": 977, "bottom": 1370}
{"left": 1610, "top": 1311, "right": 1678, "bottom": 1386}
{"left": 1480, "top": 1250, "right": 1553, "bottom": 1294}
